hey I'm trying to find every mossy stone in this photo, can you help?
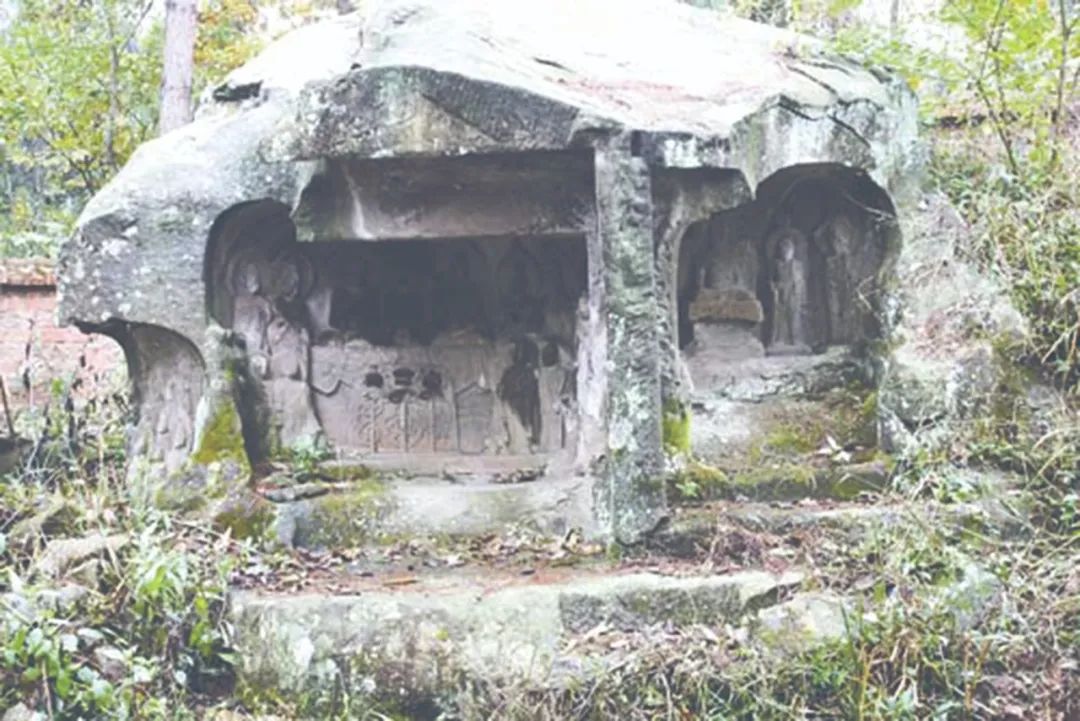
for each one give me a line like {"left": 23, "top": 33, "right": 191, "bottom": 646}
{"left": 293, "top": 479, "right": 392, "bottom": 549}
{"left": 7, "top": 496, "right": 82, "bottom": 544}
{"left": 669, "top": 461, "right": 729, "bottom": 502}
{"left": 662, "top": 399, "right": 691, "bottom": 455}
{"left": 192, "top": 400, "right": 249, "bottom": 471}
{"left": 213, "top": 492, "right": 277, "bottom": 542}
{"left": 718, "top": 462, "right": 888, "bottom": 502}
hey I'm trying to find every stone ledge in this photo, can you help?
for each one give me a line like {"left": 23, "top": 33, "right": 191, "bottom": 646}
{"left": 654, "top": 493, "right": 1033, "bottom": 558}
{"left": 270, "top": 475, "right": 597, "bottom": 548}
{"left": 231, "top": 567, "right": 803, "bottom": 700}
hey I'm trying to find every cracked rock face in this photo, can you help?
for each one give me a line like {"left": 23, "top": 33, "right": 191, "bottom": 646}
{"left": 57, "top": 0, "right": 1017, "bottom": 543}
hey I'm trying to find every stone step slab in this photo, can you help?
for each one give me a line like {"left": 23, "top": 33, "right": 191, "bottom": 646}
{"left": 269, "top": 475, "right": 596, "bottom": 549}
{"left": 231, "top": 568, "right": 803, "bottom": 702}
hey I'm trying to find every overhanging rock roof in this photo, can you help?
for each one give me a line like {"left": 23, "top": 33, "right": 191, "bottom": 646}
{"left": 264, "top": 0, "right": 918, "bottom": 186}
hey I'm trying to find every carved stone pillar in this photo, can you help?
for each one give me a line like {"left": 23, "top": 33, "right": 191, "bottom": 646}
{"left": 590, "top": 137, "right": 666, "bottom": 543}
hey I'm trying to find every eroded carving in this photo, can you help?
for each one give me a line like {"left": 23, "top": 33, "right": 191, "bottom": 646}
{"left": 129, "top": 325, "right": 204, "bottom": 471}
{"left": 678, "top": 172, "right": 891, "bottom": 388}
{"left": 211, "top": 210, "right": 586, "bottom": 463}
{"left": 155, "top": 378, "right": 193, "bottom": 453}
{"left": 767, "top": 226, "right": 812, "bottom": 353}
{"left": 816, "top": 212, "right": 870, "bottom": 344}
{"left": 679, "top": 212, "right": 766, "bottom": 368}
{"left": 228, "top": 245, "right": 322, "bottom": 450}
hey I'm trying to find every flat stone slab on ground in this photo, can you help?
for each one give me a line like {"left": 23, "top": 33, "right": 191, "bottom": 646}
{"left": 231, "top": 567, "right": 803, "bottom": 698}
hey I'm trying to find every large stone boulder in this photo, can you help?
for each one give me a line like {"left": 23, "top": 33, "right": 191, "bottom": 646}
{"left": 57, "top": 0, "right": 1017, "bottom": 543}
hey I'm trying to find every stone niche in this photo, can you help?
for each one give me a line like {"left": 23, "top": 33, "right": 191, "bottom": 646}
{"left": 205, "top": 152, "right": 591, "bottom": 472}
{"left": 676, "top": 165, "right": 896, "bottom": 392}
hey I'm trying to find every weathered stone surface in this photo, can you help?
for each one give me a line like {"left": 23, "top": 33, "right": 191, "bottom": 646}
{"left": 755, "top": 592, "right": 851, "bottom": 649}
{"left": 559, "top": 569, "right": 803, "bottom": 632}
{"left": 277, "top": 0, "right": 918, "bottom": 179}
{"left": 877, "top": 193, "right": 1027, "bottom": 455}
{"left": 231, "top": 568, "right": 802, "bottom": 698}
{"left": 7, "top": 497, "right": 81, "bottom": 545}
{"left": 591, "top": 138, "right": 666, "bottom": 543}
{"left": 56, "top": 0, "right": 1022, "bottom": 543}
{"left": 689, "top": 288, "right": 765, "bottom": 324}
{"left": 655, "top": 489, "right": 1033, "bottom": 559}
{"left": 1, "top": 584, "right": 90, "bottom": 623}
{"left": 92, "top": 646, "right": 129, "bottom": 682}
{"left": 1, "top": 703, "right": 39, "bottom": 721}
{"left": 689, "top": 348, "right": 863, "bottom": 404}
{"left": 273, "top": 475, "right": 595, "bottom": 547}
{"left": 939, "top": 560, "right": 1005, "bottom": 632}
{"left": 711, "top": 462, "right": 889, "bottom": 503}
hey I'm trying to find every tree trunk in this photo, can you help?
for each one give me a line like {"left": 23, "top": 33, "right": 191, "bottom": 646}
{"left": 159, "top": 0, "right": 198, "bottom": 134}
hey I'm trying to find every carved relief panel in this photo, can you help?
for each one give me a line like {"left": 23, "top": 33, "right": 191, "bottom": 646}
{"left": 211, "top": 217, "right": 586, "bottom": 460}
{"left": 226, "top": 243, "right": 322, "bottom": 449}
{"left": 129, "top": 325, "right": 204, "bottom": 471}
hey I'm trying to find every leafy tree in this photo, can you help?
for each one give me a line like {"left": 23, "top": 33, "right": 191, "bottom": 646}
{"left": 0, "top": 0, "right": 266, "bottom": 255}
{"left": 196, "top": 0, "right": 261, "bottom": 83}
{"left": 831, "top": 1, "right": 1079, "bottom": 392}
{"left": 0, "top": 0, "right": 162, "bottom": 247}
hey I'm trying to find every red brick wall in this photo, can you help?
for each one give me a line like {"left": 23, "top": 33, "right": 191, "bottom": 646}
{"left": 0, "top": 259, "right": 124, "bottom": 411}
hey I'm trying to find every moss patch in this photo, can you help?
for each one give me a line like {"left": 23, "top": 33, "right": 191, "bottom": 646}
{"left": 662, "top": 399, "right": 691, "bottom": 456}
{"left": 758, "top": 425, "right": 819, "bottom": 457}
{"left": 153, "top": 458, "right": 244, "bottom": 512}
{"left": 950, "top": 337, "right": 1065, "bottom": 479}
{"left": 212, "top": 493, "right": 276, "bottom": 542}
{"left": 293, "top": 479, "right": 393, "bottom": 549}
{"left": 153, "top": 481, "right": 210, "bottom": 514}
{"left": 669, "top": 461, "right": 729, "bottom": 502}
{"left": 193, "top": 400, "right": 249, "bottom": 471}
{"left": 717, "top": 462, "right": 889, "bottom": 502}
{"left": 750, "top": 385, "right": 878, "bottom": 463}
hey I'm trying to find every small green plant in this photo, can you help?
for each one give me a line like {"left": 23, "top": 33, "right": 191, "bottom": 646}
{"left": 669, "top": 460, "right": 729, "bottom": 502}
{"left": 0, "top": 519, "right": 243, "bottom": 719}
{"left": 0, "top": 367, "right": 246, "bottom": 719}
{"left": 0, "top": 0, "right": 268, "bottom": 251}
{"left": 281, "top": 435, "right": 334, "bottom": 482}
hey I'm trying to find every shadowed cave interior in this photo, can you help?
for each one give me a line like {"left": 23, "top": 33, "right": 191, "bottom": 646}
{"left": 206, "top": 200, "right": 587, "bottom": 467}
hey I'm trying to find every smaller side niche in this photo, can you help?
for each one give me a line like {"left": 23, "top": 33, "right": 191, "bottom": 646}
{"left": 125, "top": 324, "right": 206, "bottom": 471}
{"left": 206, "top": 200, "right": 323, "bottom": 457}
{"left": 679, "top": 209, "right": 766, "bottom": 365}
{"left": 678, "top": 166, "right": 894, "bottom": 390}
